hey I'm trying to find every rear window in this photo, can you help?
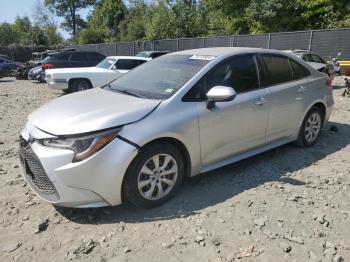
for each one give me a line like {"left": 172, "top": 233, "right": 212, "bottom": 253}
{"left": 261, "top": 54, "right": 293, "bottom": 86}
{"left": 290, "top": 59, "right": 311, "bottom": 80}
{"left": 116, "top": 59, "right": 141, "bottom": 70}
{"left": 88, "top": 52, "right": 105, "bottom": 61}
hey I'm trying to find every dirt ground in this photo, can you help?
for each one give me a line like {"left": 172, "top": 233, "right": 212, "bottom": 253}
{"left": 0, "top": 77, "right": 349, "bottom": 262}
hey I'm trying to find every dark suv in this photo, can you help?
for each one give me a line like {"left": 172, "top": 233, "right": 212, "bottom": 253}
{"left": 42, "top": 51, "right": 105, "bottom": 70}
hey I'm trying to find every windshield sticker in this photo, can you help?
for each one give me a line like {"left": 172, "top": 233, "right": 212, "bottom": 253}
{"left": 189, "top": 55, "right": 215, "bottom": 61}
{"left": 165, "top": 88, "right": 174, "bottom": 93}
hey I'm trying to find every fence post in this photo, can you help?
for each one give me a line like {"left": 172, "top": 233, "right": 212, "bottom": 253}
{"left": 308, "top": 30, "right": 314, "bottom": 52}
{"left": 267, "top": 33, "right": 271, "bottom": 49}
{"left": 202, "top": 37, "right": 205, "bottom": 48}
{"left": 176, "top": 39, "right": 179, "bottom": 51}
{"left": 230, "top": 36, "right": 235, "bottom": 47}
{"left": 133, "top": 42, "right": 136, "bottom": 56}
{"left": 115, "top": 44, "right": 118, "bottom": 56}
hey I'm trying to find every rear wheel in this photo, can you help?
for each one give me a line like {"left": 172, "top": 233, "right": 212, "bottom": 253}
{"left": 70, "top": 79, "right": 91, "bottom": 93}
{"left": 295, "top": 107, "right": 323, "bottom": 147}
{"left": 122, "top": 143, "right": 184, "bottom": 208}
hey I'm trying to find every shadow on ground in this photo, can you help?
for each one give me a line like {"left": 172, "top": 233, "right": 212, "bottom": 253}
{"left": 56, "top": 121, "right": 350, "bottom": 224}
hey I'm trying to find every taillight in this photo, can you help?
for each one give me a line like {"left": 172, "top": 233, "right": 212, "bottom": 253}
{"left": 42, "top": 63, "right": 54, "bottom": 69}
{"left": 326, "top": 79, "right": 332, "bottom": 88}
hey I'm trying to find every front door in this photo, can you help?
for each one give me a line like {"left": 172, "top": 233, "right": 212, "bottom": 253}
{"left": 194, "top": 54, "right": 270, "bottom": 166}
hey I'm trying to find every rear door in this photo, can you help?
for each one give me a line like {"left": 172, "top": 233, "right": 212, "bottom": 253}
{"left": 261, "top": 54, "right": 310, "bottom": 142}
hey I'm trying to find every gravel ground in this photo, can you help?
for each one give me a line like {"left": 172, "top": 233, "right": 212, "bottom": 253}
{"left": 0, "top": 77, "right": 349, "bottom": 262}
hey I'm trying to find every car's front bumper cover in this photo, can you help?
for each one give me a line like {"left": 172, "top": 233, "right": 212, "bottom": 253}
{"left": 20, "top": 124, "right": 139, "bottom": 208}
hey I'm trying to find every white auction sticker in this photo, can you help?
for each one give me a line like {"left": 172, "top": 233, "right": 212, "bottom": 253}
{"left": 189, "top": 55, "right": 216, "bottom": 61}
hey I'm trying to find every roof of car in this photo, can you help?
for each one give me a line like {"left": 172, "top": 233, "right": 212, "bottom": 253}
{"left": 172, "top": 47, "right": 288, "bottom": 57}
{"left": 107, "top": 56, "right": 149, "bottom": 61}
{"left": 139, "top": 51, "right": 170, "bottom": 54}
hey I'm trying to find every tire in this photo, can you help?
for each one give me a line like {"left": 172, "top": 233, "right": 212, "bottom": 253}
{"left": 294, "top": 107, "right": 323, "bottom": 147}
{"left": 122, "top": 143, "right": 185, "bottom": 208}
{"left": 70, "top": 79, "right": 91, "bottom": 93}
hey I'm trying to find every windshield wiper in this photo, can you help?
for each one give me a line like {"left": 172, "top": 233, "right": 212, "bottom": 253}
{"left": 104, "top": 84, "right": 143, "bottom": 98}
{"left": 115, "top": 88, "right": 142, "bottom": 98}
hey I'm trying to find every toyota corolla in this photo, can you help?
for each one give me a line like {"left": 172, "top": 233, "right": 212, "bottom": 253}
{"left": 19, "top": 47, "right": 333, "bottom": 208}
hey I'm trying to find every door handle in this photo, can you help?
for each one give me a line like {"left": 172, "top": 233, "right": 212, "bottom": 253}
{"left": 254, "top": 97, "right": 269, "bottom": 105}
{"left": 297, "top": 86, "right": 307, "bottom": 93}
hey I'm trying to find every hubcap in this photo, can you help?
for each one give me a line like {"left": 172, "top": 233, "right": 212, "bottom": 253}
{"left": 137, "top": 154, "right": 178, "bottom": 200}
{"left": 304, "top": 112, "right": 321, "bottom": 143}
{"left": 78, "top": 81, "right": 89, "bottom": 91}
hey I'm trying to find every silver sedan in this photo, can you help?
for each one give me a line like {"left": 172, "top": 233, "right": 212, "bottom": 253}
{"left": 19, "top": 47, "right": 334, "bottom": 208}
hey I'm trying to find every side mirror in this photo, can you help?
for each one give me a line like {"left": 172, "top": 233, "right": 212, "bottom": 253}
{"left": 206, "top": 85, "right": 237, "bottom": 109}
{"left": 111, "top": 65, "right": 117, "bottom": 71}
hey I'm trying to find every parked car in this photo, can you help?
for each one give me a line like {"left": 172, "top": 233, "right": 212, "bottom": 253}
{"left": 28, "top": 66, "right": 44, "bottom": 82}
{"left": 287, "top": 50, "right": 335, "bottom": 79}
{"left": 41, "top": 51, "right": 105, "bottom": 70}
{"left": 136, "top": 51, "right": 170, "bottom": 59}
{"left": 0, "top": 58, "right": 21, "bottom": 78}
{"left": 20, "top": 47, "right": 333, "bottom": 208}
{"left": 0, "top": 54, "right": 11, "bottom": 60}
{"left": 16, "top": 50, "right": 56, "bottom": 80}
{"left": 39, "top": 51, "right": 105, "bottom": 83}
{"left": 46, "top": 56, "right": 149, "bottom": 93}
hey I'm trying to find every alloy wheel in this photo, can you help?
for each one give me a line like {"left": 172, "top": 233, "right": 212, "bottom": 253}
{"left": 137, "top": 154, "right": 178, "bottom": 201}
{"left": 304, "top": 112, "right": 321, "bottom": 143}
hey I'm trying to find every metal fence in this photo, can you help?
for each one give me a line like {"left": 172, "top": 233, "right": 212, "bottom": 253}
{"left": 69, "top": 28, "right": 350, "bottom": 60}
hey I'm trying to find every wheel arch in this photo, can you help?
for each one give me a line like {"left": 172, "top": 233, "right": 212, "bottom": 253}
{"left": 298, "top": 100, "right": 327, "bottom": 128}
{"left": 138, "top": 137, "right": 192, "bottom": 178}
{"left": 68, "top": 78, "right": 93, "bottom": 89}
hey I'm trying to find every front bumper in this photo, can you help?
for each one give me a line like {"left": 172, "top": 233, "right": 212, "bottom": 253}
{"left": 19, "top": 125, "right": 138, "bottom": 208}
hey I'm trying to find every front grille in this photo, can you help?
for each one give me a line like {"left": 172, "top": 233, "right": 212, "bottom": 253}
{"left": 19, "top": 136, "right": 56, "bottom": 195}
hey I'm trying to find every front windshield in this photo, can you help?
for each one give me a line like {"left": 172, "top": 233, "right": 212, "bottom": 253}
{"left": 105, "top": 54, "right": 211, "bottom": 99}
{"left": 96, "top": 58, "right": 117, "bottom": 69}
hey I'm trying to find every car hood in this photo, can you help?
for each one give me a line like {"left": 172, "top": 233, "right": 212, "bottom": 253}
{"left": 307, "top": 61, "right": 326, "bottom": 70}
{"left": 48, "top": 67, "right": 112, "bottom": 75}
{"left": 29, "top": 88, "right": 161, "bottom": 136}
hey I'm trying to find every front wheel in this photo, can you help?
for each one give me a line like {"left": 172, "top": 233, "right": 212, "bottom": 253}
{"left": 70, "top": 79, "right": 91, "bottom": 93}
{"left": 122, "top": 143, "right": 184, "bottom": 208}
{"left": 295, "top": 107, "right": 323, "bottom": 147}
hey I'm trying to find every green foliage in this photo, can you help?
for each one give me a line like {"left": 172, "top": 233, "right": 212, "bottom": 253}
{"left": 44, "top": 0, "right": 98, "bottom": 37}
{"left": 77, "top": 28, "right": 106, "bottom": 44}
{"left": 0, "top": 15, "right": 63, "bottom": 47}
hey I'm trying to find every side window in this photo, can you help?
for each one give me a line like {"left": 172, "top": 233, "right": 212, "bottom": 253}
{"left": 0, "top": 59, "right": 3, "bottom": 63}
{"left": 261, "top": 54, "right": 293, "bottom": 86}
{"left": 290, "top": 59, "right": 311, "bottom": 80}
{"left": 70, "top": 52, "right": 88, "bottom": 61}
{"left": 311, "top": 54, "right": 324, "bottom": 63}
{"left": 183, "top": 54, "right": 259, "bottom": 101}
{"left": 116, "top": 59, "right": 140, "bottom": 70}
{"left": 51, "top": 53, "right": 71, "bottom": 61}
{"left": 302, "top": 54, "right": 312, "bottom": 62}
{"left": 206, "top": 54, "right": 259, "bottom": 93}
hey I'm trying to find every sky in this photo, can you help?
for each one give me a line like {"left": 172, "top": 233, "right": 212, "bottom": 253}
{"left": 0, "top": 0, "right": 92, "bottom": 39}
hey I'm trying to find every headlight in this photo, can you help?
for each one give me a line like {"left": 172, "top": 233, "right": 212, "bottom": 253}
{"left": 40, "top": 128, "right": 121, "bottom": 162}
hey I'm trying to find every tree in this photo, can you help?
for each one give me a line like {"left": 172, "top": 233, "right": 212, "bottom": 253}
{"left": 88, "top": 0, "right": 127, "bottom": 41}
{"left": 44, "top": 0, "right": 97, "bottom": 37}
{"left": 32, "top": 1, "right": 63, "bottom": 45}
{"left": 0, "top": 23, "right": 19, "bottom": 46}
{"left": 77, "top": 28, "right": 105, "bottom": 44}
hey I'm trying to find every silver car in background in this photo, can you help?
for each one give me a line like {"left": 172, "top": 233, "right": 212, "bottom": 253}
{"left": 19, "top": 47, "right": 334, "bottom": 208}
